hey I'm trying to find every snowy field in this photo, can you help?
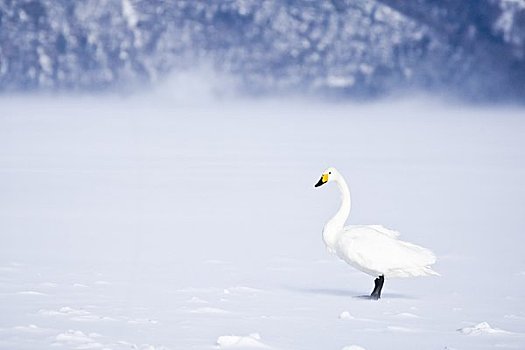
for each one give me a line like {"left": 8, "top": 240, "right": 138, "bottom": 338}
{"left": 1, "top": 94, "right": 525, "bottom": 350}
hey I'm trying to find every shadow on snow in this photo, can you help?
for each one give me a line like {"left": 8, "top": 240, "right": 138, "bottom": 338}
{"left": 284, "top": 286, "right": 416, "bottom": 300}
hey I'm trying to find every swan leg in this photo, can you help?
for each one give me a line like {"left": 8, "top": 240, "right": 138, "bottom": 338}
{"left": 370, "top": 275, "right": 384, "bottom": 300}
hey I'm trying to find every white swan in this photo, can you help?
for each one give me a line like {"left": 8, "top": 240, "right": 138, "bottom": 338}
{"left": 314, "top": 167, "right": 438, "bottom": 299}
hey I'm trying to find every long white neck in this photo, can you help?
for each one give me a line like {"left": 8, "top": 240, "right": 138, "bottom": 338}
{"left": 323, "top": 175, "right": 351, "bottom": 250}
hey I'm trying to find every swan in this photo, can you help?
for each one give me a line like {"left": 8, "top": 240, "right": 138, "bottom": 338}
{"left": 314, "top": 167, "right": 438, "bottom": 299}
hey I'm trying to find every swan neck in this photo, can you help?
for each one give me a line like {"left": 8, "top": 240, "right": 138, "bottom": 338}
{"left": 323, "top": 175, "right": 351, "bottom": 250}
{"left": 333, "top": 176, "right": 351, "bottom": 228}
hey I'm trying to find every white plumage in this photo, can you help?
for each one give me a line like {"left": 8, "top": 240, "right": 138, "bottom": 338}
{"left": 314, "top": 167, "right": 438, "bottom": 298}
{"left": 336, "top": 225, "right": 438, "bottom": 278}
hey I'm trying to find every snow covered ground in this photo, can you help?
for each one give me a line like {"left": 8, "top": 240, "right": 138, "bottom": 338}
{"left": 1, "top": 93, "right": 524, "bottom": 349}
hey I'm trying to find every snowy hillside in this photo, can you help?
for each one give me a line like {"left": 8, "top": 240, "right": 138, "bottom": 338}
{"left": 1, "top": 0, "right": 524, "bottom": 100}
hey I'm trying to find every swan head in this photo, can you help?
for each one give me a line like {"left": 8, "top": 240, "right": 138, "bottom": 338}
{"left": 314, "top": 167, "right": 339, "bottom": 187}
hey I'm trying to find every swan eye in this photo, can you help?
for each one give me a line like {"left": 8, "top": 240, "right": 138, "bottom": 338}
{"left": 329, "top": 172, "right": 331, "bottom": 174}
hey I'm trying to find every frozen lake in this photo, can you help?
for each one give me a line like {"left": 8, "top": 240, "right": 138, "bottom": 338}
{"left": 1, "top": 95, "right": 524, "bottom": 349}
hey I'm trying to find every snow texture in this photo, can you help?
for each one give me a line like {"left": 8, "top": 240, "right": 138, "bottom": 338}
{"left": 457, "top": 322, "right": 513, "bottom": 336}
{"left": 339, "top": 311, "right": 354, "bottom": 320}
{"left": 216, "top": 333, "right": 269, "bottom": 348}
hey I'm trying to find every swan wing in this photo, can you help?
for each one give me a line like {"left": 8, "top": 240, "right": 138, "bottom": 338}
{"left": 336, "top": 226, "right": 438, "bottom": 278}
{"left": 347, "top": 225, "right": 400, "bottom": 238}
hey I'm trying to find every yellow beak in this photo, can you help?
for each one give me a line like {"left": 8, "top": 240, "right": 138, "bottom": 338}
{"left": 314, "top": 173, "right": 329, "bottom": 187}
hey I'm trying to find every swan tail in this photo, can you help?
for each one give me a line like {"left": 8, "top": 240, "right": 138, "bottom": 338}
{"left": 421, "top": 266, "right": 440, "bottom": 277}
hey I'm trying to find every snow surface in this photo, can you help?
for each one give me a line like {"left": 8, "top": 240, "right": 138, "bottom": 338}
{"left": 216, "top": 333, "right": 269, "bottom": 349}
{"left": 1, "top": 93, "right": 525, "bottom": 349}
{"left": 341, "top": 346, "right": 366, "bottom": 350}
{"left": 457, "top": 322, "right": 513, "bottom": 336}
{"left": 339, "top": 311, "right": 354, "bottom": 320}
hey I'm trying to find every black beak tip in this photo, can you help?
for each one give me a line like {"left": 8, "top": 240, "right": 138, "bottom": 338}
{"left": 314, "top": 178, "right": 325, "bottom": 187}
